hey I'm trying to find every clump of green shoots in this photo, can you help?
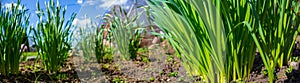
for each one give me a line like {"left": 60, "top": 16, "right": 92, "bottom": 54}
{"left": 94, "top": 23, "right": 114, "bottom": 63}
{"left": 107, "top": 5, "right": 144, "bottom": 60}
{"left": 0, "top": 0, "right": 30, "bottom": 76}
{"left": 94, "top": 25, "right": 104, "bottom": 63}
{"left": 148, "top": 0, "right": 227, "bottom": 82}
{"left": 75, "top": 16, "right": 95, "bottom": 62}
{"left": 249, "top": 0, "right": 300, "bottom": 82}
{"left": 149, "top": 0, "right": 300, "bottom": 82}
{"left": 219, "top": 0, "right": 257, "bottom": 82}
{"left": 33, "top": 0, "right": 76, "bottom": 73}
{"left": 78, "top": 27, "right": 94, "bottom": 61}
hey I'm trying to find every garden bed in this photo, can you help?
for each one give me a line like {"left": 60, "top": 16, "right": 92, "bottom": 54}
{"left": 0, "top": 56, "right": 80, "bottom": 83}
{"left": 0, "top": 44, "right": 195, "bottom": 82}
{"left": 71, "top": 44, "right": 194, "bottom": 82}
{"left": 2, "top": 0, "right": 300, "bottom": 82}
{"left": 1, "top": 42, "right": 300, "bottom": 82}
{"left": 247, "top": 55, "right": 300, "bottom": 82}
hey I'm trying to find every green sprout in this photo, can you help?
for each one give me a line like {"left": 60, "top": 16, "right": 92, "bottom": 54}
{"left": 149, "top": 77, "right": 155, "bottom": 82}
{"left": 168, "top": 72, "right": 178, "bottom": 77}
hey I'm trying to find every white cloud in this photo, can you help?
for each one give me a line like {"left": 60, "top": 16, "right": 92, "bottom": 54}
{"left": 72, "top": 18, "right": 92, "bottom": 27}
{"left": 4, "top": 3, "right": 25, "bottom": 10}
{"left": 99, "top": 0, "right": 128, "bottom": 8}
{"left": 81, "top": 0, "right": 101, "bottom": 6}
{"left": 85, "top": 0, "right": 97, "bottom": 5}
{"left": 79, "top": 0, "right": 128, "bottom": 8}
{"left": 77, "top": 0, "right": 83, "bottom": 4}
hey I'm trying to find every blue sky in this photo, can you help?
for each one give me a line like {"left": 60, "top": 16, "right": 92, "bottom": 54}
{"left": 2, "top": 0, "right": 133, "bottom": 46}
{"left": 2, "top": 0, "right": 81, "bottom": 25}
{"left": 2, "top": 0, "right": 132, "bottom": 27}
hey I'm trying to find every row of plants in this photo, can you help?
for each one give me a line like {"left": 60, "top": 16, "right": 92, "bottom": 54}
{"left": 0, "top": 0, "right": 76, "bottom": 75}
{"left": 2, "top": 0, "right": 300, "bottom": 82}
{"left": 73, "top": 3, "right": 147, "bottom": 63}
{"left": 147, "top": 0, "right": 300, "bottom": 82}
{"left": 74, "top": 0, "right": 157, "bottom": 63}
{"left": 47, "top": 0, "right": 300, "bottom": 82}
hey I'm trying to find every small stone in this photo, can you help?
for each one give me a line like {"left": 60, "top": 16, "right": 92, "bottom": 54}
{"left": 290, "top": 62, "right": 299, "bottom": 70}
{"left": 148, "top": 44, "right": 156, "bottom": 50}
{"left": 152, "top": 37, "right": 161, "bottom": 44}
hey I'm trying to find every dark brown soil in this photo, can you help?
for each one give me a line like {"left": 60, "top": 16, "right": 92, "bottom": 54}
{"left": 246, "top": 61, "right": 300, "bottom": 83}
{"left": 0, "top": 56, "right": 80, "bottom": 83}
{"left": 246, "top": 36, "right": 300, "bottom": 83}
{"left": 71, "top": 44, "right": 195, "bottom": 82}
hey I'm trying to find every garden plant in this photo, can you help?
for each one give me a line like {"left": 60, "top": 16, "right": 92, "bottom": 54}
{"left": 75, "top": 16, "right": 95, "bottom": 62}
{"left": 148, "top": 0, "right": 300, "bottom": 82}
{"left": 250, "top": 0, "right": 300, "bottom": 82}
{"left": 33, "top": 0, "right": 76, "bottom": 73}
{"left": 0, "top": 0, "right": 300, "bottom": 82}
{"left": 95, "top": 22, "right": 114, "bottom": 63}
{"left": 148, "top": 0, "right": 227, "bottom": 82}
{"left": 0, "top": 0, "right": 30, "bottom": 76}
{"left": 107, "top": 5, "right": 144, "bottom": 60}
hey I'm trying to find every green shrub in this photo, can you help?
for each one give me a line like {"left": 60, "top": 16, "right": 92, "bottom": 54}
{"left": 0, "top": 0, "right": 30, "bottom": 76}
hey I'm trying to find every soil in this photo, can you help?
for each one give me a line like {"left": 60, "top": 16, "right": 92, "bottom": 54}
{"left": 246, "top": 55, "right": 300, "bottom": 82}
{"left": 71, "top": 44, "right": 195, "bottom": 82}
{"left": 0, "top": 56, "right": 80, "bottom": 83}
{"left": 245, "top": 36, "right": 300, "bottom": 83}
